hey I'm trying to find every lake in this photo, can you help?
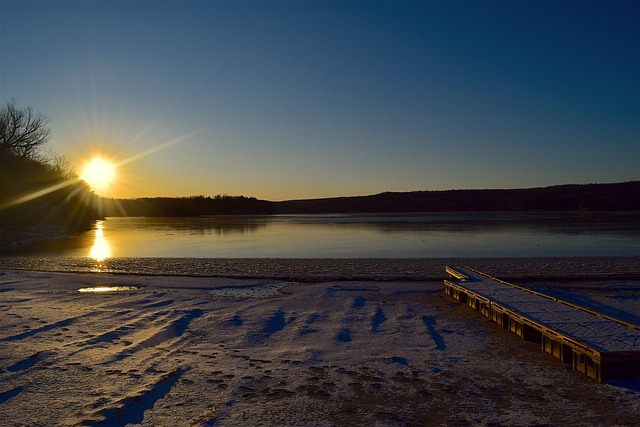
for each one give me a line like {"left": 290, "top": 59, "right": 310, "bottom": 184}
{"left": 11, "top": 212, "right": 640, "bottom": 260}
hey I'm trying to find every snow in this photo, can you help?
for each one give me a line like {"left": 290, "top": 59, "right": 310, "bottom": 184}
{"left": 0, "top": 268, "right": 639, "bottom": 426}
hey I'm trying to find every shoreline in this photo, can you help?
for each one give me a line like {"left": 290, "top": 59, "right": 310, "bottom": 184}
{"left": 0, "top": 224, "right": 76, "bottom": 253}
{"left": 1, "top": 255, "right": 639, "bottom": 282}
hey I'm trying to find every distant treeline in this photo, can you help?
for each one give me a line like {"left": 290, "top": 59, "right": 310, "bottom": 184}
{"left": 97, "top": 195, "right": 276, "bottom": 217}
{"left": 98, "top": 182, "right": 640, "bottom": 217}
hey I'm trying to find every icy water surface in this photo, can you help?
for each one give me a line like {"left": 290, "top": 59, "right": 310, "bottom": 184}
{"left": 1, "top": 213, "right": 639, "bottom": 276}
{"left": 10, "top": 212, "right": 640, "bottom": 259}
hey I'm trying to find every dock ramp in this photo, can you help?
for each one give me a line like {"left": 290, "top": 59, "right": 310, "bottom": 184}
{"left": 444, "top": 266, "right": 640, "bottom": 382}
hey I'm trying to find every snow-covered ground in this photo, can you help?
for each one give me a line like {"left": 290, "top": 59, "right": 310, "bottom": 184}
{"left": 0, "top": 268, "right": 638, "bottom": 426}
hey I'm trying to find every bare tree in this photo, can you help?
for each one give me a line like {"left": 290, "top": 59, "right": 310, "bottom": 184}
{"left": 0, "top": 99, "right": 51, "bottom": 160}
{"left": 48, "top": 152, "right": 77, "bottom": 179}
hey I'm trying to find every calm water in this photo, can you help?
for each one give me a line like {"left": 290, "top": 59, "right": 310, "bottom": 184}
{"left": 13, "top": 212, "right": 640, "bottom": 260}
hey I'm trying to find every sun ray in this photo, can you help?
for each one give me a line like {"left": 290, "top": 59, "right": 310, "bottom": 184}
{"left": 116, "top": 131, "right": 201, "bottom": 168}
{"left": 0, "top": 180, "right": 77, "bottom": 211}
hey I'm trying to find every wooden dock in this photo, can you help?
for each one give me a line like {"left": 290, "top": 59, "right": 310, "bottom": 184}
{"left": 444, "top": 266, "right": 640, "bottom": 383}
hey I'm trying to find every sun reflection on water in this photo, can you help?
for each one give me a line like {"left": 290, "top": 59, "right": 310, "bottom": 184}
{"left": 78, "top": 286, "right": 138, "bottom": 293}
{"left": 89, "top": 221, "right": 111, "bottom": 266}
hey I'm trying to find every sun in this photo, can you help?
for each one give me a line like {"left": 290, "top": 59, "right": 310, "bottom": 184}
{"left": 80, "top": 157, "right": 116, "bottom": 192}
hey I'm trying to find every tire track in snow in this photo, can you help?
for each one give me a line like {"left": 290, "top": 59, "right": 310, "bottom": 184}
{"left": 1, "top": 351, "right": 44, "bottom": 374}
{"left": 371, "top": 307, "right": 387, "bottom": 331}
{"left": 84, "top": 368, "right": 184, "bottom": 427}
{"left": 0, "top": 386, "right": 23, "bottom": 405}
{"left": 104, "top": 309, "right": 204, "bottom": 363}
{"left": 243, "top": 309, "right": 296, "bottom": 345}
{"left": 422, "top": 316, "right": 446, "bottom": 351}
{"left": 65, "top": 310, "right": 175, "bottom": 353}
{"left": 334, "top": 295, "right": 366, "bottom": 343}
{"left": 1, "top": 313, "right": 91, "bottom": 342}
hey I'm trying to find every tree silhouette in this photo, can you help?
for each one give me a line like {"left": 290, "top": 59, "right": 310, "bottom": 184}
{"left": 0, "top": 101, "right": 101, "bottom": 239}
{"left": 0, "top": 99, "right": 51, "bottom": 160}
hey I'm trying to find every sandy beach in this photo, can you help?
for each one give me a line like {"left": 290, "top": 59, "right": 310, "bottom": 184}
{"left": 1, "top": 259, "right": 639, "bottom": 426}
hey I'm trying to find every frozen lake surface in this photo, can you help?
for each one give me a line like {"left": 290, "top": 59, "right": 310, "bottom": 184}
{"left": 8, "top": 212, "right": 640, "bottom": 261}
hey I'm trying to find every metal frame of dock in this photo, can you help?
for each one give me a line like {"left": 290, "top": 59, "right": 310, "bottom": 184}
{"left": 444, "top": 266, "right": 640, "bottom": 383}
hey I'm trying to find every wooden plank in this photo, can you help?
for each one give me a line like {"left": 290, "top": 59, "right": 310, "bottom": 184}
{"left": 444, "top": 266, "right": 640, "bottom": 382}
{"left": 463, "top": 265, "right": 640, "bottom": 330}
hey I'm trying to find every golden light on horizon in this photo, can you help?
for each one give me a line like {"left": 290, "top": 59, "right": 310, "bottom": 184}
{"left": 68, "top": 131, "right": 199, "bottom": 199}
{"left": 81, "top": 157, "right": 116, "bottom": 193}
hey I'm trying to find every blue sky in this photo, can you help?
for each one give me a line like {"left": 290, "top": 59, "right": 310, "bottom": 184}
{"left": 1, "top": 0, "right": 638, "bottom": 200}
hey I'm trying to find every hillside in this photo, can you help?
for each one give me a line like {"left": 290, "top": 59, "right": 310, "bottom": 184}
{"left": 97, "top": 182, "right": 640, "bottom": 217}
{"left": 273, "top": 182, "right": 640, "bottom": 213}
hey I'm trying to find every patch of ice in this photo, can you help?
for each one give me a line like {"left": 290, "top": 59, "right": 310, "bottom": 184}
{"left": 208, "top": 282, "right": 291, "bottom": 298}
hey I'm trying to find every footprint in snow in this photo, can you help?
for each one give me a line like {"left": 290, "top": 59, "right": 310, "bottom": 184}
{"left": 352, "top": 296, "right": 366, "bottom": 308}
{"left": 337, "top": 328, "right": 352, "bottom": 342}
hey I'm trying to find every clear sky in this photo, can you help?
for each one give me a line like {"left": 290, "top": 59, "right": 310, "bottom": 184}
{"left": 1, "top": 0, "right": 638, "bottom": 200}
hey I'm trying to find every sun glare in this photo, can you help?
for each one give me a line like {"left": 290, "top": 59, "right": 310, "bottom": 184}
{"left": 81, "top": 157, "right": 116, "bottom": 192}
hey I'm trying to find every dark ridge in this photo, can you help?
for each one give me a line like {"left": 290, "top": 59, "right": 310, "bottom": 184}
{"left": 273, "top": 181, "right": 640, "bottom": 214}
{"left": 95, "top": 182, "right": 639, "bottom": 217}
